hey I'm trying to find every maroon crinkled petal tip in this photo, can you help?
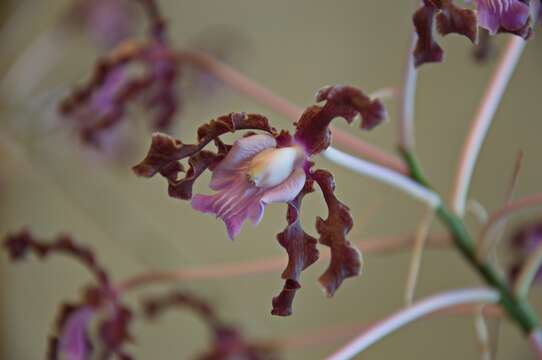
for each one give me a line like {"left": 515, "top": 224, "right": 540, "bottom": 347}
{"left": 294, "top": 85, "right": 386, "bottom": 155}
{"left": 312, "top": 169, "right": 362, "bottom": 297}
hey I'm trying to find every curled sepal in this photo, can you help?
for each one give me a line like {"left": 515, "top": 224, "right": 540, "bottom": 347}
{"left": 436, "top": 1, "right": 477, "bottom": 42}
{"left": 3, "top": 229, "right": 110, "bottom": 287}
{"left": 143, "top": 290, "right": 218, "bottom": 325}
{"left": 311, "top": 169, "right": 362, "bottom": 296}
{"left": 413, "top": 0, "right": 477, "bottom": 67}
{"left": 294, "top": 85, "right": 386, "bottom": 155}
{"left": 272, "top": 180, "right": 319, "bottom": 316}
{"left": 133, "top": 112, "right": 276, "bottom": 200}
{"left": 413, "top": 3, "right": 444, "bottom": 67}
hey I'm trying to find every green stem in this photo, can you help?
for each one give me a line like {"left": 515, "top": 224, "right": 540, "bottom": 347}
{"left": 401, "top": 149, "right": 540, "bottom": 334}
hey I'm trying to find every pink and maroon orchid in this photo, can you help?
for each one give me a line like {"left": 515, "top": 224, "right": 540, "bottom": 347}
{"left": 133, "top": 85, "right": 386, "bottom": 315}
{"left": 3, "top": 230, "right": 133, "bottom": 360}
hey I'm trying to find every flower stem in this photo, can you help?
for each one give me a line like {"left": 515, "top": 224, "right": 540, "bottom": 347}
{"left": 398, "top": 30, "right": 418, "bottom": 151}
{"left": 323, "top": 147, "right": 440, "bottom": 207}
{"left": 449, "top": 36, "right": 527, "bottom": 216}
{"left": 403, "top": 150, "right": 540, "bottom": 335}
{"left": 116, "top": 233, "right": 451, "bottom": 292}
{"left": 174, "top": 50, "right": 407, "bottom": 174}
{"left": 327, "top": 288, "right": 500, "bottom": 360}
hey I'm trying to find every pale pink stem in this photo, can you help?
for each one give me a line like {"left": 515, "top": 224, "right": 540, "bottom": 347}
{"left": 326, "top": 288, "right": 500, "bottom": 360}
{"left": 398, "top": 31, "right": 418, "bottom": 151}
{"left": 450, "top": 36, "right": 527, "bottom": 216}
{"left": 276, "top": 304, "right": 502, "bottom": 351}
{"left": 175, "top": 50, "right": 407, "bottom": 174}
{"left": 479, "top": 192, "right": 542, "bottom": 247}
{"left": 116, "top": 234, "right": 450, "bottom": 292}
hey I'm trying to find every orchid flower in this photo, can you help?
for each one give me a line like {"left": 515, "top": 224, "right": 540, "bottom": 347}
{"left": 59, "top": 0, "right": 178, "bottom": 149}
{"left": 473, "top": 0, "right": 532, "bottom": 37}
{"left": 412, "top": 0, "right": 535, "bottom": 67}
{"left": 3, "top": 230, "right": 133, "bottom": 359}
{"left": 133, "top": 85, "right": 387, "bottom": 315}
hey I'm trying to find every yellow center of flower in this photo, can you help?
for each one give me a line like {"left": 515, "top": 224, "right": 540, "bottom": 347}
{"left": 247, "top": 146, "right": 305, "bottom": 188}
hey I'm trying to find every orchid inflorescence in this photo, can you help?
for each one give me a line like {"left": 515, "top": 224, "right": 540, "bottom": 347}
{"left": 2, "top": 0, "right": 542, "bottom": 359}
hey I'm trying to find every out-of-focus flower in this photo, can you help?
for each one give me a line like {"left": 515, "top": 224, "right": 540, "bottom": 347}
{"left": 59, "top": 40, "right": 179, "bottom": 149}
{"left": 2, "top": 230, "right": 133, "bottom": 360}
{"left": 509, "top": 221, "right": 542, "bottom": 283}
{"left": 473, "top": 0, "right": 531, "bottom": 37}
{"left": 133, "top": 85, "right": 387, "bottom": 315}
{"left": 59, "top": 0, "right": 178, "bottom": 151}
{"left": 63, "top": 0, "right": 138, "bottom": 50}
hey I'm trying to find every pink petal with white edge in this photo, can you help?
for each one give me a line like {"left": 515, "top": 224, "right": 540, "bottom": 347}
{"left": 216, "top": 134, "right": 276, "bottom": 170}
{"left": 248, "top": 202, "right": 265, "bottom": 225}
{"left": 210, "top": 134, "right": 276, "bottom": 190}
{"left": 261, "top": 168, "right": 306, "bottom": 204}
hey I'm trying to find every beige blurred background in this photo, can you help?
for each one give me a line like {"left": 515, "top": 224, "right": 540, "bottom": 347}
{"left": 1, "top": 0, "right": 542, "bottom": 359}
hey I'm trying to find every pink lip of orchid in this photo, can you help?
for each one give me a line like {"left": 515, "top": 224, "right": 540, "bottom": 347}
{"left": 192, "top": 134, "right": 307, "bottom": 240}
{"left": 474, "top": 0, "right": 531, "bottom": 35}
{"left": 58, "top": 307, "right": 95, "bottom": 360}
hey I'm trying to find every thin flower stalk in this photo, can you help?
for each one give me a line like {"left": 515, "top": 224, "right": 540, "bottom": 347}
{"left": 276, "top": 303, "right": 502, "bottom": 352}
{"left": 474, "top": 307, "right": 492, "bottom": 360}
{"left": 322, "top": 147, "right": 441, "bottom": 208}
{"left": 450, "top": 35, "right": 527, "bottom": 216}
{"left": 398, "top": 30, "right": 418, "bottom": 151}
{"left": 514, "top": 240, "right": 542, "bottom": 300}
{"left": 326, "top": 288, "right": 500, "bottom": 360}
{"left": 467, "top": 199, "right": 489, "bottom": 224}
{"left": 404, "top": 206, "right": 435, "bottom": 305}
{"left": 117, "top": 233, "right": 451, "bottom": 292}
{"left": 174, "top": 50, "right": 408, "bottom": 174}
{"left": 403, "top": 150, "right": 540, "bottom": 335}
